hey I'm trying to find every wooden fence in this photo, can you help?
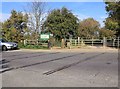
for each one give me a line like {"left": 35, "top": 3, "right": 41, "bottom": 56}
{"left": 24, "top": 37, "right": 120, "bottom": 49}
{"left": 24, "top": 39, "right": 48, "bottom": 46}
{"left": 69, "top": 37, "right": 120, "bottom": 48}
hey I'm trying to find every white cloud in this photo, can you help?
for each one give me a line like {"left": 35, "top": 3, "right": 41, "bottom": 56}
{"left": 100, "top": 16, "right": 107, "bottom": 19}
{"left": 0, "top": 13, "right": 11, "bottom": 22}
{"left": 98, "top": 15, "right": 108, "bottom": 27}
{"left": 74, "top": 13, "right": 107, "bottom": 27}
{"left": 74, "top": 13, "right": 90, "bottom": 21}
{"left": 97, "top": 19, "right": 105, "bottom": 27}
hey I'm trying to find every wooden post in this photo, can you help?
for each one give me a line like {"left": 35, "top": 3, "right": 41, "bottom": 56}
{"left": 75, "top": 40, "right": 77, "bottom": 46}
{"left": 24, "top": 39, "right": 27, "bottom": 45}
{"left": 113, "top": 38, "right": 115, "bottom": 47}
{"left": 37, "top": 39, "right": 38, "bottom": 45}
{"left": 81, "top": 38, "right": 84, "bottom": 46}
{"left": 78, "top": 37, "right": 80, "bottom": 46}
{"left": 103, "top": 37, "right": 106, "bottom": 48}
{"left": 118, "top": 37, "right": 119, "bottom": 49}
{"left": 92, "top": 38, "right": 93, "bottom": 46}
{"left": 69, "top": 39, "right": 72, "bottom": 49}
{"left": 24, "top": 40, "right": 26, "bottom": 46}
{"left": 67, "top": 42, "right": 70, "bottom": 49}
{"left": 61, "top": 39, "right": 65, "bottom": 48}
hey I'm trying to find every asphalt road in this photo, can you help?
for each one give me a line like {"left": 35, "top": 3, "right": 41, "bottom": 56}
{"left": 1, "top": 48, "right": 118, "bottom": 87}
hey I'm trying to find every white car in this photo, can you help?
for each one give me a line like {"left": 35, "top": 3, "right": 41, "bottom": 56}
{"left": 0, "top": 38, "right": 18, "bottom": 51}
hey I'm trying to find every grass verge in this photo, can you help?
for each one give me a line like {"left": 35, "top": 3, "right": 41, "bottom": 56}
{"left": 18, "top": 44, "right": 48, "bottom": 49}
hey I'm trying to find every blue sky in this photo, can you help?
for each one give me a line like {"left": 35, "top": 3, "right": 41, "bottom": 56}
{"left": 1, "top": 2, "right": 108, "bottom": 27}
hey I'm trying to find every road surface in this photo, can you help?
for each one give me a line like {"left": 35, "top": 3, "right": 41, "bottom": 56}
{"left": 0, "top": 48, "right": 118, "bottom": 87}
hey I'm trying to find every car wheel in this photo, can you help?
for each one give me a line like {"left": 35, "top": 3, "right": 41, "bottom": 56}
{"left": 2, "top": 45, "right": 7, "bottom": 51}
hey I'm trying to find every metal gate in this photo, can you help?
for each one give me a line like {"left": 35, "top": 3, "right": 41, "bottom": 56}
{"left": 69, "top": 37, "right": 120, "bottom": 48}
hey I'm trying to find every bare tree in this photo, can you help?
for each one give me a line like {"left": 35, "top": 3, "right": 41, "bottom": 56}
{"left": 25, "top": 1, "right": 48, "bottom": 39}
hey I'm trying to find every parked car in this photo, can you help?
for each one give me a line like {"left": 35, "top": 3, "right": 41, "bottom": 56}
{"left": 0, "top": 38, "right": 18, "bottom": 51}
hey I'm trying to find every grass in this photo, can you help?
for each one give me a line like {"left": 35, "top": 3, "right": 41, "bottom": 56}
{"left": 18, "top": 44, "right": 48, "bottom": 49}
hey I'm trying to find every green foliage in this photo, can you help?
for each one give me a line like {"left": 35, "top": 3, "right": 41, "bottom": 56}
{"left": 77, "top": 18, "right": 100, "bottom": 38}
{"left": 2, "top": 10, "right": 28, "bottom": 42}
{"left": 99, "top": 28, "right": 116, "bottom": 38}
{"left": 43, "top": 7, "right": 79, "bottom": 40}
{"left": 0, "top": 22, "right": 3, "bottom": 38}
{"left": 19, "top": 44, "right": 48, "bottom": 49}
{"left": 105, "top": 2, "right": 120, "bottom": 36}
{"left": 105, "top": 18, "right": 119, "bottom": 30}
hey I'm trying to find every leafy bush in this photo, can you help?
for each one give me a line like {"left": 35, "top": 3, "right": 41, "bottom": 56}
{"left": 18, "top": 44, "right": 48, "bottom": 49}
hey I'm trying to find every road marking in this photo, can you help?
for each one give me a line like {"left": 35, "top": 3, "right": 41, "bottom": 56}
{"left": 7, "top": 52, "right": 60, "bottom": 61}
{"left": 43, "top": 53, "right": 105, "bottom": 75}
{"left": 0, "top": 53, "right": 85, "bottom": 73}
{"left": 3, "top": 52, "right": 43, "bottom": 58}
{"left": 14, "top": 53, "right": 84, "bottom": 69}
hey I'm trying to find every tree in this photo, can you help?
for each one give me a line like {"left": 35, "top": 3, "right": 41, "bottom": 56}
{"left": 43, "top": 7, "right": 79, "bottom": 40}
{"left": 99, "top": 27, "right": 116, "bottom": 38}
{"left": 105, "top": 17, "right": 119, "bottom": 31}
{"left": 25, "top": 1, "right": 47, "bottom": 40}
{"left": 0, "top": 22, "right": 3, "bottom": 38}
{"left": 105, "top": 2, "right": 120, "bottom": 36}
{"left": 2, "top": 10, "right": 28, "bottom": 43}
{"left": 77, "top": 18, "right": 100, "bottom": 38}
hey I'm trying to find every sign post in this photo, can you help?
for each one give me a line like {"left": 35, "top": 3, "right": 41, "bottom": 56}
{"left": 40, "top": 34, "right": 50, "bottom": 41}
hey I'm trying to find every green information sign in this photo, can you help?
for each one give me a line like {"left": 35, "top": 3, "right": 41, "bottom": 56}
{"left": 40, "top": 34, "right": 50, "bottom": 41}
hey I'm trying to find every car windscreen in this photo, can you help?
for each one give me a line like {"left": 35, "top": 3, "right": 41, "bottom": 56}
{"left": 0, "top": 39, "right": 8, "bottom": 42}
